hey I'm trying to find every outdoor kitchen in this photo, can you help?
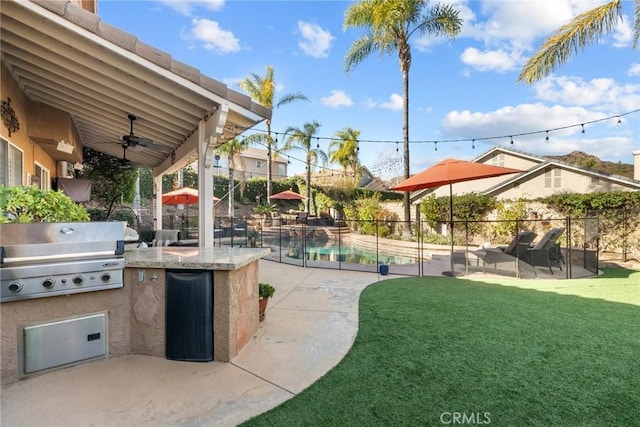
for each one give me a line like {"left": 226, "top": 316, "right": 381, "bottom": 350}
{"left": 0, "top": 221, "right": 269, "bottom": 385}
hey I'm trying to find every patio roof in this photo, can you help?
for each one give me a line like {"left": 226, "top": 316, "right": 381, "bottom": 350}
{"left": 0, "top": 0, "right": 271, "bottom": 175}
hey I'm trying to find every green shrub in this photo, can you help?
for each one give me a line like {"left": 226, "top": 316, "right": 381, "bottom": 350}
{"left": 0, "top": 186, "right": 89, "bottom": 224}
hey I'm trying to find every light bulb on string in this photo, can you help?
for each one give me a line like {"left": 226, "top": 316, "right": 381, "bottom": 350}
{"left": 510, "top": 136, "right": 513, "bottom": 145}
{"left": 545, "top": 131, "right": 549, "bottom": 142}
{"left": 274, "top": 133, "right": 278, "bottom": 143}
{"left": 396, "top": 142, "right": 399, "bottom": 152}
{"left": 581, "top": 124, "right": 585, "bottom": 134}
{"left": 472, "top": 139, "right": 475, "bottom": 149}
{"left": 316, "top": 138, "right": 320, "bottom": 149}
{"left": 617, "top": 116, "right": 622, "bottom": 124}
{"left": 434, "top": 141, "right": 438, "bottom": 152}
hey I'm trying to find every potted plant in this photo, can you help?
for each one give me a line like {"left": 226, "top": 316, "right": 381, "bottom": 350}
{"left": 258, "top": 282, "right": 276, "bottom": 321}
{"left": 248, "top": 230, "right": 260, "bottom": 247}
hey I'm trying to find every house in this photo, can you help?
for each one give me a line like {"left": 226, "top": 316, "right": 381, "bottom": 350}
{"left": 1, "top": 0, "right": 270, "bottom": 246}
{"left": 211, "top": 147, "right": 288, "bottom": 180}
{"left": 411, "top": 146, "right": 640, "bottom": 202}
{"left": 309, "top": 165, "right": 388, "bottom": 191}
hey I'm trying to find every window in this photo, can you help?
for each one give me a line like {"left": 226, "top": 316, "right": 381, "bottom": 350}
{"left": 256, "top": 160, "right": 263, "bottom": 169}
{"left": 34, "top": 162, "right": 50, "bottom": 190}
{"left": 1, "top": 137, "right": 23, "bottom": 186}
{"left": 489, "top": 153, "right": 504, "bottom": 167}
{"left": 544, "top": 168, "right": 561, "bottom": 188}
{"left": 277, "top": 163, "right": 287, "bottom": 177}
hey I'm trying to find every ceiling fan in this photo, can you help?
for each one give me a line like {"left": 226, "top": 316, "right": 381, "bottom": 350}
{"left": 120, "top": 114, "right": 170, "bottom": 152}
{"left": 118, "top": 145, "right": 137, "bottom": 169}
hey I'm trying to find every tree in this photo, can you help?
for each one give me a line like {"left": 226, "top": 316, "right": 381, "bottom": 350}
{"left": 216, "top": 137, "right": 246, "bottom": 218}
{"left": 239, "top": 66, "right": 309, "bottom": 200}
{"left": 518, "top": 0, "right": 639, "bottom": 84}
{"left": 282, "top": 120, "right": 328, "bottom": 213}
{"left": 343, "top": 0, "right": 463, "bottom": 237}
{"left": 77, "top": 147, "right": 137, "bottom": 206}
{"left": 329, "top": 127, "right": 361, "bottom": 186}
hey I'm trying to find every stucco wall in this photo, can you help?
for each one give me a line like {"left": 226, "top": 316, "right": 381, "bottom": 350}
{"left": 1, "top": 263, "right": 260, "bottom": 385}
{"left": 0, "top": 288, "right": 132, "bottom": 384}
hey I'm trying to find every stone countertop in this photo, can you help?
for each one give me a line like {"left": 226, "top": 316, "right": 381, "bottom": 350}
{"left": 125, "top": 246, "right": 271, "bottom": 270}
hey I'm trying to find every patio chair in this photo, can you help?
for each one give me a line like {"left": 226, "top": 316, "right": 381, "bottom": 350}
{"left": 473, "top": 231, "right": 537, "bottom": 274}
{"left": 151, "top": 229, "right": 180, "bottom": 246}
{"left": 522, "top": 228, "right": 565, "bottom": 274}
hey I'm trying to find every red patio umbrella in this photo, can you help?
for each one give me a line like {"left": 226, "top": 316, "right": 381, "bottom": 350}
{"left": 268, "top": 189, "right": 306, "bottom": 200}
{"left": 391, "top": 158, "right": 523, "bottom": 275}
{"left": 162, "top": 187, "right": 220, "bottom": 236}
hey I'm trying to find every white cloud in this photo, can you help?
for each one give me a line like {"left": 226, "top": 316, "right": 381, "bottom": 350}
{"left": 533, "top": 76, "right": 640, "bottom": 111}
{"left": 320, "top": 90, "right": 353, "bottom": 108}
{"left": 612, "top": 14, "right": 633, "bottom": 47}
{"left": 440, "top": 103, "right": 637, "bottom": 161}
{"left": 184, "top": 18, "right": 240, "bottom": 54}
{"left": 380, "top": 94, "right": 403, "bottom": 111}
{"left": 158, "top": 0, "right": 224, "bottom": 16}
{"left": 628, "top": 63, "right": 640, "bottom": 76}
{"left": 460, "top": 47, "right": 521, "bottom": 72}
{"left": 297, "top": 21, "right": 334, "bottom": 59}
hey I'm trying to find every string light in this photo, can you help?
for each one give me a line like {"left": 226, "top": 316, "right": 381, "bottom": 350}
{"left": 316, "top": 137, "right": 320, "bottom": 149}
{"left": 248, "top": 109, "right": 638, "bottom": 148}
{"left": 581, "top": 124, "right": 585, "bottom": 134}
{"left": 239, "top": 108, "right": 640, "bottom": 176}
{"left": 472, "top": 139, "right": 475, "bottom": 149}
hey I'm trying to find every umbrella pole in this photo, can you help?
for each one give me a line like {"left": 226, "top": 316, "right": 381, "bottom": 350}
{"left": 443, "top": 183, "right": 458, "bottom": 276}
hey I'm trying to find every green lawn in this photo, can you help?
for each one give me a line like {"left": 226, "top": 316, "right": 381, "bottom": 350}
{"left": 244, "top": 269, "right": 639, "bottom": 426}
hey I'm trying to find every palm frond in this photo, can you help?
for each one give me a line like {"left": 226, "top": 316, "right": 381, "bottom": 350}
{"left": 633, "top": 0, "right": 640, "bottom": 48}
{"left": 518, "top": 0, "right": 623, "bottom": 84}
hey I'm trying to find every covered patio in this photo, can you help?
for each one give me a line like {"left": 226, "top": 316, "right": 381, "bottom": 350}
{"left": 1, "top": 0, "right": 271, "bottom": 247}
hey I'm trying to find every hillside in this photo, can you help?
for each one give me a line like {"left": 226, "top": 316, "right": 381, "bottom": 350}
{"left": 544, "top": 151, "right": 634, "bottom": 179}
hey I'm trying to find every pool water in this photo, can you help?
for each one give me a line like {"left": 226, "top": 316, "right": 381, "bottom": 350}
{"left": 287, "top": 244, "right": 417, "bottom": 265}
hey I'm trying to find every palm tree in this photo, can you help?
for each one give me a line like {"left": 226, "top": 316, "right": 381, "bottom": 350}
{"left": 216, "top": 137, "right": 246, "bottom": 218}
{"left": 329, "top": 127, "right": 361, "bottom": 186}
{"left": 518, "top": 0, "right": 639, "bottom": 84}
{"left": 344, "top": 0, "right": 462, "bottom": 237}
{"left": 282, "top": 120, "right": 328, "bottom": 213}
{"left": 239, "top": 66, "right": 309, "bottom": 200}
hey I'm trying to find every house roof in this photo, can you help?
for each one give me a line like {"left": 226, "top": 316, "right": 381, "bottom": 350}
{"left": 410, "top": 146, "right": 640, "bottom": 202}
{"left": 0, "top": 0, "right": 270, "bottom": 174}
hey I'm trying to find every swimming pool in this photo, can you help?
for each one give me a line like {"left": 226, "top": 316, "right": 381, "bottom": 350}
{"left": 286, "top": 243, "right": 418, "bottom": 265}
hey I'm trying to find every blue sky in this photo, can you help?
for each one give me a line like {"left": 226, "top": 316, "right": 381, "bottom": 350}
{"left": 98, "top": 0, "right": 640, "bottom": 179}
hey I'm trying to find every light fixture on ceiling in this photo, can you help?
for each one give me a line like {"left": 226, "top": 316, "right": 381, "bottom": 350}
{"left": 56, "top": 140, "right": 74, "bottom": 154}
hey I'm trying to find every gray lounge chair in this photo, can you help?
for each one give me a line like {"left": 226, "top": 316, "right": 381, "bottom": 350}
{"left": 473, "top": 231, "right": 538, "bottom": 274}
{"left": 522, "top": 227, "right": 565, "bottom": 274}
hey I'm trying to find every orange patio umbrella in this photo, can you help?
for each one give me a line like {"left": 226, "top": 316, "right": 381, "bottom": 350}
{"left": 162, "top": 187, "right": 220, "bottom": 234}
{"left": 392, "top": 158, "right": 523, "bottom": 275}
{"left": 268, "top": 189, "right": 306, "bottom": 200}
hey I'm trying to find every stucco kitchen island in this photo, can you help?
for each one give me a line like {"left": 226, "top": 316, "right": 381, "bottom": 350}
{"left": 125, "top": 246, "right": 270, "bottom": 363}
{"left": 1, "top": 245, "right": 269, "bottom": 384}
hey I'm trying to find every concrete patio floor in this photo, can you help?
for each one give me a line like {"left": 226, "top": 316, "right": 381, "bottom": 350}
{"left": 0, "top": 254, "right": 608, "bottom": 426}
{"left": 0, "top": 260, "right": 399, "bottom": 427}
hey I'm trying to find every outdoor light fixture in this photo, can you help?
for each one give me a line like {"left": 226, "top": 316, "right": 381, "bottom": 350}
{"left": 545, "top": 131, "right": 549, "bottom": 142}
{"left": 581, "top": 124, "right": 585, "bottom": 134}
{"left": 434, "top": 141, "right": 438, "bottom": 152}
{"left": 617, "top": 117, "right": 622, "bottom": 124}
{"left": 56, "top": 140, "right": 74, "bottom": 154}
{"left": 510, "top": 136, "right": 514, "bottom": 145}
{"left": 472, "top": 139, "right": 475, "bottom": 149}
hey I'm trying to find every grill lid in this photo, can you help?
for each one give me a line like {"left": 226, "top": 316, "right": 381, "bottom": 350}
{"left": 0, "top": 222, "right": 125, "bottom": 265}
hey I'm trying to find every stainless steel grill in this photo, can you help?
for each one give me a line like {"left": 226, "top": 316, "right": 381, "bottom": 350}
{"left": 0, "top": 222, "right": 125, "bottom": 302}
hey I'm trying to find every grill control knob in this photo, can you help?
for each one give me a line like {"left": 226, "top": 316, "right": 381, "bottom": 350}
{"left": 101, "top": 273, "right": 111, "bottom": 282}
{"left": 8, "top": 281, "right": 23, "bottom": 293}
{"left": 42, "top": 278, "right": 55, "bottom": 289}
{"left": 72, "top": 276, "right": 84, "bottom": 286}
